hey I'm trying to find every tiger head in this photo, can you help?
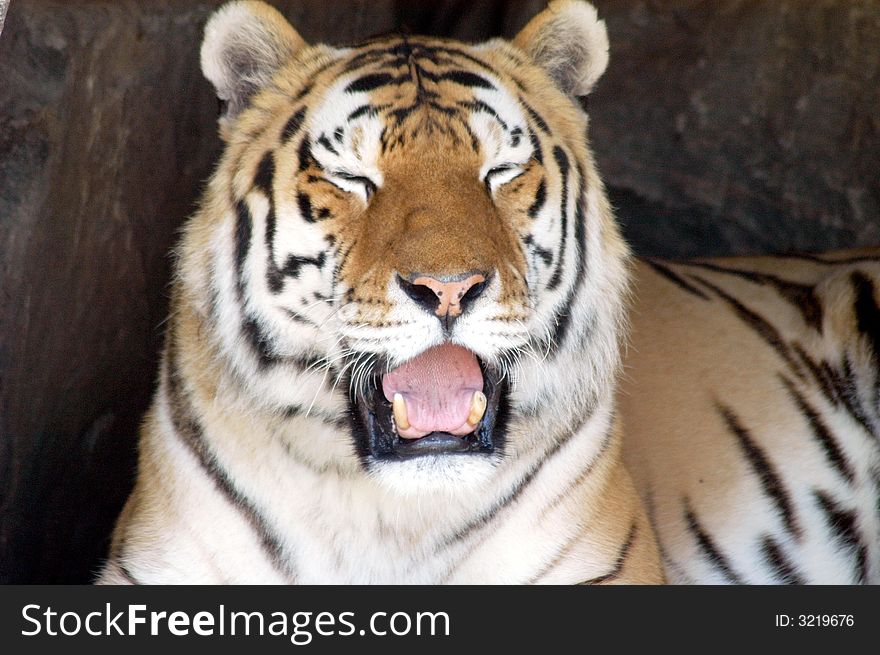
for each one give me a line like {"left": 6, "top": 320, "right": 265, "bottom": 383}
{"left": 189, "top": 0, "right": 629, "bottom": 493}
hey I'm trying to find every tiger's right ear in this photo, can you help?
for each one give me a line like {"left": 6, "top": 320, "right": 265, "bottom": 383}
{"left": 201, "top": 1, "right": 307, "bottom": 126}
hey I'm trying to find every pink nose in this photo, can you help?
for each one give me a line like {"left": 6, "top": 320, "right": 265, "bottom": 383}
{"left": 398, "top": 271, "right": 489, "bottom": 321}
{"left": 412, "top": 273, "right": 486, "bottom": 317}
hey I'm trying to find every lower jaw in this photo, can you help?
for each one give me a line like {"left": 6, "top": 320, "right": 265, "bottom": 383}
{"left": 391, "top": 432, "right": 486, "bottom": 459}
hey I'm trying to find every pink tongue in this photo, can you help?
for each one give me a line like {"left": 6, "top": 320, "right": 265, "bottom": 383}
{"left": 382, "top": 343, "right": 483, "bottom": 439}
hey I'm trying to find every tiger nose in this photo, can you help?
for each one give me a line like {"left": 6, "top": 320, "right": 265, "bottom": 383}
{"left": 397, "top": 271, "right": 489, "bottom": 322}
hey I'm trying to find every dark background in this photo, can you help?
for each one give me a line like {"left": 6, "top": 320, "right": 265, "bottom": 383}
{"left": 1, "top": 0, "right": 877, "bottom": 583}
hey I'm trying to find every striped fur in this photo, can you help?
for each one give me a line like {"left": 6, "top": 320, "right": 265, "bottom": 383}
{"left": 622, "top": 253, "right": 880, "bottom": 583}
{"left": 98, "top": 1, "right": 661, "bottom": 584}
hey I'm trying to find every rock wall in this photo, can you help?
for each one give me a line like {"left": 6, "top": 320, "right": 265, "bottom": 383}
{"left": 1, "top": 0, "right": 877, "bottom": 581}
{"left": 591, "top": 0, "right": 880, "bottom": 257}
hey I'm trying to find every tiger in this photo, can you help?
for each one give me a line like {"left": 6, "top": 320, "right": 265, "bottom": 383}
{"left": 96, "top": 0, "right": 878, "bottom": 585}
{"left": 96, "top": 0, "right": 661, "bottom": 585}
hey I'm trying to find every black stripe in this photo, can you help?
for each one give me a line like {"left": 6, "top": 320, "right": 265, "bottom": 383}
{"left": 428, "top": 69, "right": 494, "bottom": 89}
{"left": 683, "top": 498, "right": 745, "bottom": 583}
{"left": 643, "top": 259, "right": 710, "bottom": 300}
{"left": 569, "top": 163, "right": 589, "bottom": 340}
{"left": 580, "top": 522, "right": 639, "bottom": 585}
{"left": 316, "top": 133, "right": 338, "bottom": 156}
{"left": 262, "top": 180, "right": 283, "bottom": 294}
{"left": 643, "top": 491, "right": 698, "bottom": 585}
{"left": 464, "top": 122, "right": 481, "bottom": 153}
{"left": 288, "top": 59, "right": 335, "bottom": 101}
{"left": 282, "top": 308, "right": 314, "bottom": 326}
{"left": 717, "top": 404, "right": 801, "bottom": 538}
{"left": 234, "top": 201, "right": 252, "bottom": 299}
{"left": 813, "top": 490, "right": 868, "bottom": 583}
{"left": 442, "top": 463, "right": 541, "bottom": 547}
{"left": 341, "top": 43, "right": 407, "bottom": 71}
{"left": 387, "top": 104, "right": 416, "bottom": 125}
{"left": 458, "top": 99, "right": 507, "bottom": 130}
{"left": 778, "top": 375, "right": 856, "bottom": 484}
{"left": 760, "top": 535, "right": 804, "bottom": 584}
{"left": 336, "top": 244, "right": 355, "bottom": 281}
{"left": 548, "top": 160, "right": 590, "bottom": 353}
{"left": 240, "top": 315, "right": 325, "bottom": 371}
{"left": 384, "top": 99, "right": 468, "bottom": 130}
{"left": 528, "top": 129, "right": 544, "bottom": 164}
{"left": 347, "top": 104, "right": 377, "bottom": 122}
{"left": 282, "top": 400, "right": 348, "bottom": 428}
{"left": 521, "top": 98, "right": 550, "bottom": 134}
{"left": 546, "top": 146, "right": 569, "bottom": 290}
{"left": 253, "top": 150, "right": 274, "bottom": 195}
{"left": 840, "top": 355, "right": 876, "bottom": 437}
{"left": 297, "top": 192, "right": 314, "bottom": 223}
{"left": 252, "top": 153, "right": 284, "bottom": 294}
{"left": 792, "top": 344, "right": 875, "bottom": 437}
{"left": 686, "top": 261, "right": 823, "bottom": 332}
{"left": 791, "top": 344, "right": 838, "bottom": 408}
{"left": 691, "top": 274, "right": 802, "bottom": 376}
{"left": 242, "top": 315, "right": 279, "bottom": 367}
{"left": 345, "top": 71, "right": 408, "bottom": 93}
{"left": 424, "top": 101, "right": 458, "bottom": 117}
{"left": 281, "top": 107, "right": 307, "bottom": 143}
{"left": 292, "top": 80, "right": 315, "bottom": 102}
{"left": 297, "top": 138, "right": 317, "bottom": 173}
{"left": 165, "top": 346, "right": 296, "bottom": 581}
{"left": 524, "top": 235, "right": 553, "bottom": 266}
{"left": 280, "top": 251, "right": 326, "bottom": 279}
{"left": 420, "top": 44, "right": 499, "bottom": 74}
{"left": 851, "top": 271, "right": 880, "bottom": 363}
{"left": 510, "top": 126, "right": 522, "bottom": 147}
{"left": 527, "top": 179, "right": 546, "bottom": 219}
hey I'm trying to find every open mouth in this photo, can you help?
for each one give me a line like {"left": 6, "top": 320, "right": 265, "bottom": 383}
{"left": 350, "top": 343, "right": 507, "bottom": 461}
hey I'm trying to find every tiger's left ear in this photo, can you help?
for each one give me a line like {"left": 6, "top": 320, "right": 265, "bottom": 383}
{"left": 201, "top": 1, "right": 307, "bottom": 125}
{"left": 513, "top": 0, "right": 609, "bottom": 96}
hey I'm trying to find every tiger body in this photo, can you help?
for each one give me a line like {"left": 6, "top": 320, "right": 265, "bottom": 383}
{"left": 623, "top": 253, "right": 880, "bottom": 584}
{"left": 98, "top": 0, "right": 878, "bottom": 585}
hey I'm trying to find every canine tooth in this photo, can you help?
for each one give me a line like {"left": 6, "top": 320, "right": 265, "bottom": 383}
{"left": 392, "top": 393, "right": 411, "bottom": 431}
{"left": 466, "top": 391, "right": 487, "bottom": 427}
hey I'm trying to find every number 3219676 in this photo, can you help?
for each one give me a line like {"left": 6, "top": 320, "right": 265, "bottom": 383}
{"left": 775, "top": 615, "right": 854, "bottom": 627}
